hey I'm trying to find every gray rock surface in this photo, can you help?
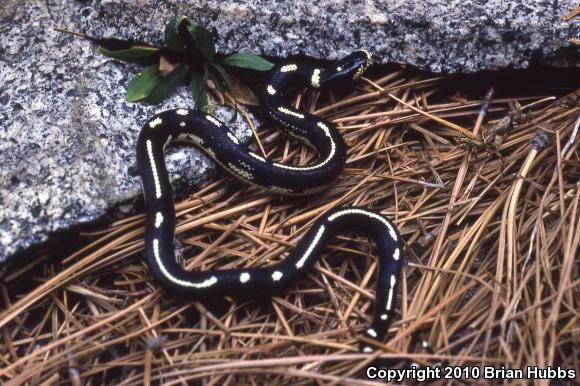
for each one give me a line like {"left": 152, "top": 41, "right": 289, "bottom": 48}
{"left": 80, "top": 0, "right": 579, "bottom": 72}
{"left": 0, "top": 0, "right": 578, "bottom": 266}
{"left": 0, "top": 1, "right": 253, "bottom": 264}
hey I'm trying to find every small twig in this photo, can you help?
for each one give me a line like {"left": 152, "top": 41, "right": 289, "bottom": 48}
{"left": 53, "top": 27, "right": 91, "bottom": 39}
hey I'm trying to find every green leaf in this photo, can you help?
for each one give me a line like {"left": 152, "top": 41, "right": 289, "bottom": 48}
{"left": 164, "top": 15, "right": 188, "bottom": 52}
{"left": 92, "top": 37, "right": 134, "bottom": 51}
{"left": 98, "top": 44, "right": 160, "bottom": 63}
{"left": 221, "top": 53, "right": 274, "bottom": 71}
{"left": 209, "top": 63, "right": 232, "bottom": 90}
{"left": 127, "top": 63, "right": 190, "bottom": 104}
{"left": 126, "top": 65, "right": 158, "bottom": 102}
{"left": 165, "top": 15, "right": 216, "bottom": 61}
{"left": 183, "top": 22, "right": 215, "bottom": 61}
{"left": 190, "top": 67, "right": 209, "bottom": 112}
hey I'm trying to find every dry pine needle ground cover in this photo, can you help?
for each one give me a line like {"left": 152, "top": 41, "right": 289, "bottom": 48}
{"left": 0, "top": 64, "right": 578, "bottom": 385}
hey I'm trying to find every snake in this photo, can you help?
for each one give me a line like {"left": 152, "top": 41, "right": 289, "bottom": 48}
{"left": 136, "top": 50, "right": 405, "bottom": 352}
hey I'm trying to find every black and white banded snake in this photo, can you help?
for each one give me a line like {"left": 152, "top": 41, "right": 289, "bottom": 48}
{"left": 136, "top": 50, "right": 409, "bottom": 354}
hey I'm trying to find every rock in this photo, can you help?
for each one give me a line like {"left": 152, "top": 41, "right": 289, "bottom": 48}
{"left": 0, "top": 0, "right": 253, "bottom": 265}
{"left": 0, "top": 0, "right": 578, "bottom": 267}
{"left": 78, "top": 0, "right": 579, "bottom": 72}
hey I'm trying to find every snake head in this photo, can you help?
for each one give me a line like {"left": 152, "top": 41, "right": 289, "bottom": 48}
{"left": 338, "top": 50, "right": 373, "bottom": 79}
{"left": 322, "top": 50, "right": 374, "bottom": 88}
{"left": 351, "top": 50, "right": 374, "bottom": 79}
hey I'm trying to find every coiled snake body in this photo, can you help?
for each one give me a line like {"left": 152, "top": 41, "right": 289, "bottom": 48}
{"left": 136, "top": 50, "right": 403, "bottom": 351}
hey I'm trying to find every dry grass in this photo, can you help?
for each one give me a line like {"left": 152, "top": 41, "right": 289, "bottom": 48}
{"left": 0, "top": 66, "right": 578, "bottom": 385}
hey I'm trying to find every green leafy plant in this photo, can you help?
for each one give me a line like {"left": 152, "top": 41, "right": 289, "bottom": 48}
{"left": 57, "top": 16, "right": 274, "bottom": 111}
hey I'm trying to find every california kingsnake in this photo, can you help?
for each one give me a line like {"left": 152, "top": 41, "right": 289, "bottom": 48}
{"left": 136, "top": 50, "right": 404, "bottom": 352}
